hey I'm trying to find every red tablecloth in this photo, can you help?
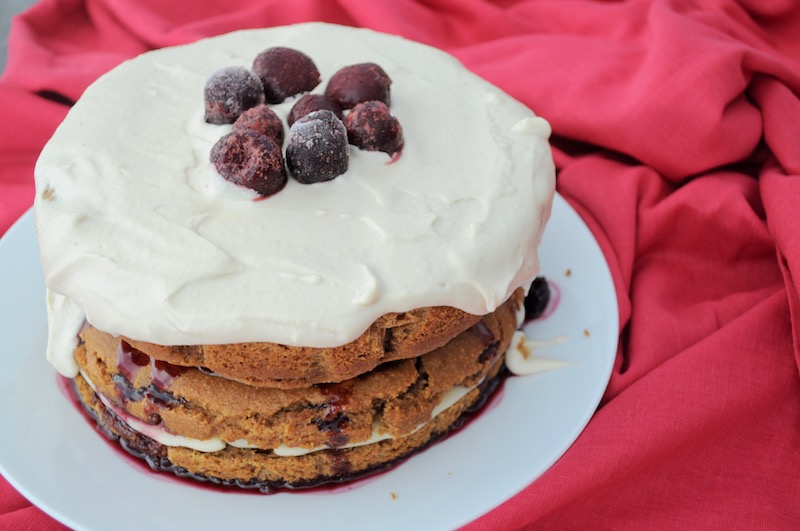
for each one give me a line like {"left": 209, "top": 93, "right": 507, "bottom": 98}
{"left": 2, "top": 0, "right": 799, "bottom": 529}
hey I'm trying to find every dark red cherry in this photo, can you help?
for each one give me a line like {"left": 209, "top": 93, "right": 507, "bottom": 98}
{"left": 232, "top": 104, "right": 285, "bottom": 146}
{"left": 204, "top": 66, "right": 265, "bottom": 124}
{"left": 211, "top": 130, "right": 287, "bottom": 196}
{"left": 344, "top": 101, "right": 403, "bottom": 155}
{"left": 325, "top": 63, "right": 391, "bottom": 109}
{"left": 252, "top": 47, "right": 321, "bottom": 104}
{"left": 286, "top": 110, "right": 348, "bottom": 184}
{"left": 287, "top": 94, "right": 343, "bottom": 127}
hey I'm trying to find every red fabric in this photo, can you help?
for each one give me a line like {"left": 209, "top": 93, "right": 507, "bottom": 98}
{"left": 2, "top": 0, "right": 799, "bottom": 528}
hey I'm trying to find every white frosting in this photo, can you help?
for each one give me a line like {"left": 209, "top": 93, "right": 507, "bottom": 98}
{"left": 34, "top": 23, "right": 555, "bottom": 374}
{"left": 515, "top": 299, "right": 527, "bottom": 329}
{"left": 505, "top": 330, "right": 569, "bottom": 376}
{"left": 45, "top": 290, "right": 84, "bottom": 376}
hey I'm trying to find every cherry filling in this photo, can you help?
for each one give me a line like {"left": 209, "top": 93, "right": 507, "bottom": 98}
{"left": 117, "top": 341, "right": 149, "bottom": 379}
{"left": 471, "top": 321, "right": 501, "bottom": 364}
{"left": 152, "top": 358, "right": 186, "bottom": 389}
{"left": 112, "top": 375, "right": 145, "bottom": 402}
{"left": 114, "top": 341, "right": 187, "bottom": 424}
{"left": 313, "top": 413, "right": 350, "bottom": 448}
{"left": 314, "top": 383, "right": 353, "bottom": 456}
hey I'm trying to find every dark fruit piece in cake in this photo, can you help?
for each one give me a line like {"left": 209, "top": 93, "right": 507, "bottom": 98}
{"left": 325, "top": 63, "right": 391, "bottom": 109}
{"left": 286, "top": 110, "right": 348, "bottom": 184}
{"left": 211, "top": 130, "right": 287, "bottom": 196}
{"left": 344, "top": 101, "right": 403, "bottom": 155}
{"left": 287, "top": 94, "right": 344, "bottom": 127}
{"left": 252, "top": 47, "right": 321, "bottom": 104}
{"left": 232, "top": 104, "right": 285, "bottom": 146}
{"left": 524, "top": 276, "right": 550, "bottom": 320}
{"left": 204, "top": 66, "right": 265, "bottom": 124}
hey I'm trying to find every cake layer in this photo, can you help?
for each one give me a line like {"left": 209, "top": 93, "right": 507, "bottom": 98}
{"left": 35, "top": 22, "right": 555, "bottom": 374}
{"left": 116, "top": 290, "right": 520, "bottom": 388}
{"left": 74, "top": 293, "right": 518, "bottom": 452}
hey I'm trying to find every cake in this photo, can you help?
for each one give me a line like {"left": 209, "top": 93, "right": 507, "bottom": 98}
{"left": 34, "top": 23, "right": 555, "bottom": 491}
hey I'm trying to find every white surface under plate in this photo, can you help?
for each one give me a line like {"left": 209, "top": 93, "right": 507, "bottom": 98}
{"left": 0, "top": 192, "right": 618, "bottom": 531}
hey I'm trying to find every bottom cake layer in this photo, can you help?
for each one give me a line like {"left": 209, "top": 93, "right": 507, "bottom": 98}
{"left": 71, "top": 359, "right": 505, "bottom": 492}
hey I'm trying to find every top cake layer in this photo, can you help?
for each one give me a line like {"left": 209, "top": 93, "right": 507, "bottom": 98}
{"left": 34, "top": 23, "right": 555, "bottom": 354}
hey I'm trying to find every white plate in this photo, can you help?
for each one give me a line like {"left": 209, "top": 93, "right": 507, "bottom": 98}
{"left": 0, "top": 193, "right": 617, "bottom": 531}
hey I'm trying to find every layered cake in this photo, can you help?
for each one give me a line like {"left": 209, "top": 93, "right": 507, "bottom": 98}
{"left": 34, "top": 23, "right": 555, "bottom": 491}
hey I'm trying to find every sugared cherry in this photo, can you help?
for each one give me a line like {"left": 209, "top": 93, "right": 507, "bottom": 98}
{"left": 344, "top": 101, "right": 403, "bottom": 155}
{"left": 210, "top": 130, "right": 287, "bottom": 196}
{"left": 232, "top": 104, "right": 284, "bottom": 146}
{"left": 252, "top": 47, "right": 320, "bottom": 104}
{"left": 325, "top": 63, "right": 391, "bottom": 109}
{"left": 204, "top": 66, "right": 265, "bottom": 124}
{"left": 287, "top": 94, "right": 343, "bottom": 127}
{"left": 286, "top": 110, "right": 349, "bottom": 184}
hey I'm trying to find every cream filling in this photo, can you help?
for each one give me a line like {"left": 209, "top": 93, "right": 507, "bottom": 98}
{"left": 46, "top": 290, "right": 84, "bottom": 377}
{"left": 505, "top": 330, "right": 569, "bottom": 376}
